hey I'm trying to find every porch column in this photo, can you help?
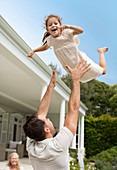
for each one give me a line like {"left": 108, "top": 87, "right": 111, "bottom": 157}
{"left": 71, "top": 134, "right": 76, "bottom": 148}
{"left": 59, "top": 99, "right": 65, "bottom": 131}
{"left": 40, "top": 84, "right": 47, "bottom": 100}
{"left": 80, "top": 115, "right": 84, "bottom": 148}
{"left": 78, "top": 114, "right": 85, "bottom": 170}
{"left": 78, "top": 115, "right": 81, "bottom": 148}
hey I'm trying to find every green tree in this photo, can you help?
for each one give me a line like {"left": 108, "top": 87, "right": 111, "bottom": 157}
{"left": 49, "top": 63, "right": 72, "bottom": 89}
{"left": 49, "top": 63, "right": 62, "bottom": 77}
{"left": 61, "top": 73, "right": 72, "bottom": 89}
{"left": 109, "top": 94, "right": 117, "bottom": 116}
{"left": 80, "top": 80, "right": 117, "bottom": 117}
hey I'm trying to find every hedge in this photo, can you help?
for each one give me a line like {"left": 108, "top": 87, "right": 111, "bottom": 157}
{"left": 84, "top": 115, "right": 117, "bottom": 158}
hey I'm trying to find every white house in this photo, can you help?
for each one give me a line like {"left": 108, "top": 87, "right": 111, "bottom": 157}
{"left": 0, "top": 15, "right": 87, "bottom": 168}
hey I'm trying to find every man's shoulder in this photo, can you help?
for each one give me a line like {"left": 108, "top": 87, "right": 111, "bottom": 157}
{"left": 54, "top": 127, "right": 73, "bottom": 144}
{"left": 59, "top": 126, "right": 73, "bottom": 135}
{"left": 51, "top": 127, "right": 73, "bottom": 150}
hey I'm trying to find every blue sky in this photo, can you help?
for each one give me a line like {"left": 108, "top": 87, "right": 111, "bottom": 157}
{"left": 0, "top": 0, "right": 117, "bottom": 86}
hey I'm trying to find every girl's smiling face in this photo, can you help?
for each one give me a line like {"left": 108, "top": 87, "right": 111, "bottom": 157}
{"left": 47, "top": 17, "right": 61, "bottom": 38}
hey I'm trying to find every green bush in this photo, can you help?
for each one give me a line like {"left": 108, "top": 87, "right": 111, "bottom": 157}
{"left": 69, "top": 148, "right": 96, "bottom": 170}
{"left": 95, "top": 160, "right": 117, "bottom": 170}
{"left": 69, "top": 148, "right": 78, "bottom": 159}
{"left": 91, "top": 146, "right": 117, "bottom": 162}
{"left": 90, "top": 146, "right": 117, "bottom": 170}
{"left": 69, "top": 147, "right": 117, "bottom": 169}
{"left": 69, "top": 159, "right": 80, "bottom": 170}
{"left": 69, "top": 148, "right": 80, "bottom": 169}
{"left": 95, "top": 160, "right": 103, "bottom": 169}
{"left": 95, "top": 161, "right": 115, "bottom": 170}
{"left": 84, "top": 115, "right": 117, "bottom": 157}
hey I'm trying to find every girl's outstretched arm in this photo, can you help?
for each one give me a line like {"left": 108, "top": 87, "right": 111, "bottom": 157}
{"left": 59, "top": 25, "right": 83, "bottom": 35}
{"left": 68, "top": 25, "right": 83, "bottom": 35}
{"left": 27, "top": 43, "right": 50, "bottom": 58}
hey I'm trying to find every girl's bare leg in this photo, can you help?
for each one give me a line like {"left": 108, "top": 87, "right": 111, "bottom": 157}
{"left": 97, "top": 47, "right": 108, "bottom": 74}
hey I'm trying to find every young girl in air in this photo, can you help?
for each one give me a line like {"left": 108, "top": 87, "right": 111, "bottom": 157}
{"left": 27, "top": 14, "right": 108, "bottom": 83}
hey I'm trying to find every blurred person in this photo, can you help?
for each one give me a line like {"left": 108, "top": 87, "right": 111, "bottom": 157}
{"left": 3, "top": 152, "right": 24, "bottom": 170}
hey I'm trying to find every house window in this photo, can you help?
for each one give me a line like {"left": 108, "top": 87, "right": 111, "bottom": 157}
{"left": 13, "top": 124, "right": 17, "bottom": 141}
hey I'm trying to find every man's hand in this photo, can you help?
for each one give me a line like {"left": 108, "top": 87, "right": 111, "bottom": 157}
{"left": 64, "top": 59, "right": 91, "bottom": 135}
{"left": 65, "top": 59, "right": 91, "bottom": 81}
{"left": 37, "top": 70, "right": 57, "bottom": 118}
{"left": 50, "top": 70, "right": 57, "bottom": 87}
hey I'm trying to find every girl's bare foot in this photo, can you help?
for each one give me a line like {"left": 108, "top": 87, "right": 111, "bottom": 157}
{"left": 97, "top": 47, "right": 108, "bottom": 53}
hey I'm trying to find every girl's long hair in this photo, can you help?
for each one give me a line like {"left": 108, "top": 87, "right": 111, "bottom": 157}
{"left": 42, "top": 14, "right": 62, "bottom": 44}
{"left": 6, "top": 152, "right": 20, "bottom": 170}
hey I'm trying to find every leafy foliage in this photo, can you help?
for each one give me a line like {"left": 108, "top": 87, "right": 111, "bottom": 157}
{"left": 80, "top": 81, "right": 117, "bottom": 117}
{"left": 49, "top": 63, "right": 62, "bottom": 77}
{"left": 84, "top": 115, "right": 117, "bottom": 158}
{"left": 69, "top": 148, "right": 80, "bottom": 169}
{"left": 90, "top": 146, "right": 117, "bottom": 170}
{"left": 69, "top": 148, "right": 96, "bottom": 170}
{"left": 91, "top": 146, "right": 117, "bottom": 162}
{"left": 61, "top": 74, "right": 72, "bottom": 89}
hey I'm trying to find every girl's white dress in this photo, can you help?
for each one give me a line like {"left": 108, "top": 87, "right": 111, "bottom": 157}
{"left": 46, "top": 29, "right": 103, "bottom": 83}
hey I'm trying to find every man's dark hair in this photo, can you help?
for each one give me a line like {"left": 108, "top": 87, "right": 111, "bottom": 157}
{"left": 23, "top": 113, "right": 46, "bottom": 141}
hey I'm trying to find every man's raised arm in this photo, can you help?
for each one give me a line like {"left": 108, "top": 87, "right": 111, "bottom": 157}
{"left": 37, "top": 71, "right": 57, "bottom": 119}
{"left": 64, "top": 60, "right": 91, "bottom": 135}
